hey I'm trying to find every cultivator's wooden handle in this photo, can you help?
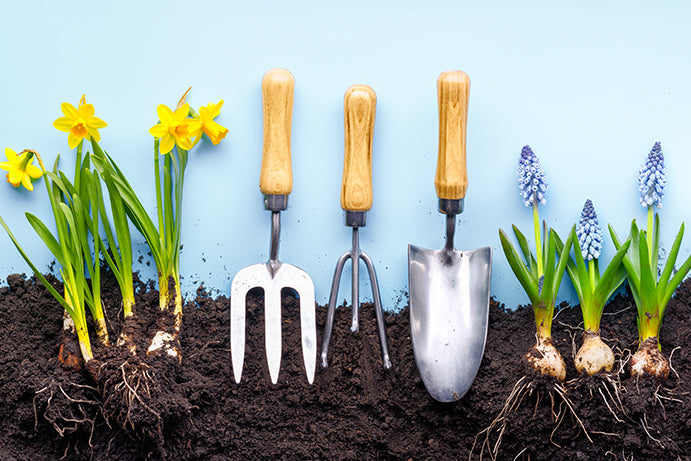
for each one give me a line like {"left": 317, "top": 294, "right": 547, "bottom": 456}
{"left": 260, "top": 68, "right": 294, "bottom": 196}
{"left": 341, "top": 85, "right": 376, "bottom": 212}
{"left": 435, "top": 70, "right": 470, "bottom": 201}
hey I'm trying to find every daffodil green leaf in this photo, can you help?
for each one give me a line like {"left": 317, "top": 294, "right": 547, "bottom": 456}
{"left": 0, "top": 216, "right": 72, "bottom": 314}
{"left": 24, "top": 213, "right": 63, "bottom": 264}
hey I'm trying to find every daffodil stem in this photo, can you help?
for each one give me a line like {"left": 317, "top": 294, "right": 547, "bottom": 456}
{"left": 154, "top": 139, "right": 165, "bottom": 241}
{"left": 533, "top": 200, "right": 543, "bottom": 277}
{"left": 75, "top": 142, "right": 83, "bottom": 192}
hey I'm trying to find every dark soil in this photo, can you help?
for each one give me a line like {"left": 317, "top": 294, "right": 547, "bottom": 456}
{"left": 1, "top": 271, "right": 691, "bottom": 460}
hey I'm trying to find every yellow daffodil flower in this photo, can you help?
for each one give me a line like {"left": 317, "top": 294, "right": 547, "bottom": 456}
{"left": 0, "top": 148, "right": 43, "bottom": 191}
{"left": 198, "top": 100, "right": 228, "bottom": 145}
{"left": 149, "top": 103, "right": 202, "bottom": 155}
{"left": 53, "top": 95, "right": 108, "bottom": 149}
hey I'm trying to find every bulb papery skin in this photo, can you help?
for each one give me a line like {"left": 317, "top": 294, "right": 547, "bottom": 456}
{"left": 526, "top": 336, "right": 566, "bottom": 381}
{"left": 630, "top": 337, "right": 670, "bottom": 379}
{"left": 575, "top": 331, "right": 614, "bottom": 375}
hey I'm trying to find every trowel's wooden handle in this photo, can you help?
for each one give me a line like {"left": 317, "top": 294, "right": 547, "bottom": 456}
{"left": 260, "top": 68, "right": 294, "bottom": 196}
{"left": 341, "top": 85, "right": 376, "bottom": 212}
{"left": 435, "top": 70, "right": 470, "bottom": 201}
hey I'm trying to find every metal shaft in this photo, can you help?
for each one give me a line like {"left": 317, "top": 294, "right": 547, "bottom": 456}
{"left": 445, "top": 213, "right": 456, "bottom": 256}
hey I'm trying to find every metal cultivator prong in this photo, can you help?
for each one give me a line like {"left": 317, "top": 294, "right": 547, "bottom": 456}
{"left": 320, "top": 220, "right": 392, "bottom": 370}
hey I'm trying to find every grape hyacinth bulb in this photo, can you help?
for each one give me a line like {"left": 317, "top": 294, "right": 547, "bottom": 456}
{"left": 517, "top": 145, "right": 548, "bottom": 207}
{"left": 638, "top": 142, "right": 666, "bottom": 208}
{"left": 576, "top": 199, "right": 603, "bottom": 261}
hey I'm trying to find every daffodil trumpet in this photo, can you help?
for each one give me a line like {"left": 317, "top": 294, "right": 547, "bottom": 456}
{"left": 556, "top": 200, "right": 631, "bottom": 375}
{"left": 610, "top": 143, "right": 691, "bottom": 379}
{"left": 499, "top": 146, "right": 573, "bottom": 380}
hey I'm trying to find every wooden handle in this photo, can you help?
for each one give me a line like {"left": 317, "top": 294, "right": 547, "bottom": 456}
{"left": 341, "top": 85, "right": 376, "bottom": 212}
{"left": 260, "top": 68, "right": 294, "bottom": 195}
{"left": 435, "top": 70, "right": 470, "bottom": 200}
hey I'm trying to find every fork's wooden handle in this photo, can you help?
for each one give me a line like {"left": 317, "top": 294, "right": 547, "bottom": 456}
{"left": 260, "top": 68, "right": 294, "bottom": 196}
{"left": 435, "top": 70, "right": 470, "bottom": 201}
{"left": 341, "top": 85, "right": 376, "bottom": 212}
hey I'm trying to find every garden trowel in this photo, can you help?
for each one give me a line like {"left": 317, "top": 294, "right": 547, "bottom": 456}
{"left": 230, "top": 68, "right": 317, "bottom": 385}
{"left": 408, "top": 70, "right": 492, "bottom": 402}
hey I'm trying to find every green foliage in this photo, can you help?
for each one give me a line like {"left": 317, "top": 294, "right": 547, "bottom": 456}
{"left": 610, "top": 214, "right": 691, "bottom": 340}
{"left": 555, "top": 228, "right": 630, "bottom": 332}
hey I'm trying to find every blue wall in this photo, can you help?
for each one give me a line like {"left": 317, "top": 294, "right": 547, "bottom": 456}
{"left": 1, "top": 1, "right": 690, "bottom": 310}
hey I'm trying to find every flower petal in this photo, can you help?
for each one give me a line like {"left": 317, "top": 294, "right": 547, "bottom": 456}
{"left": 173, "top": 104, "right": 190, "bottom": 122}
{"left": 176, "top": 136, "right": 193, "bottom": 151}
{"left": 4, "top": 147, "right": 18, "bottom": 162}
{"left": 79, "top": 103, "right": 95, "bottom": 119}
{"left": 27, "top": 164, "right": 43, "bottom": 179}
{"left": 61, "top": 102, "right": 79, "bottom": 119}
{"left": 159, "top": 134, "right": 175, "bottom": 155}
{"left": 149, "top": 123, "right": 168, "bottom": 138}
{"left": 8, "top": 169, "right": 23, "bottom": 185}
{"left": 21, "top": 175, "right": 34, "bottom": 191}
{"left": 88, "top": 116, "right": 108, "bottom": 129}
{"left": 68, "top": 133, "right": 83, "bottom": 150}
{"left": 157, "top": 105, "right": 174, "bottom": 124}
{"left": 53, "top": 117, "right": 73, "bottom": 132}
{"left": 87, "top": 126, "right": 101, "bottom": 142}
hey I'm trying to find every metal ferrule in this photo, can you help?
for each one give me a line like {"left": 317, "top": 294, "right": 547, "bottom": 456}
{"left": 438, "top": 198, "right": 464, "bottom": 216}
{"left": 264, "top": 194, "right": 288, "bottom": 212}
{"left": 345, "top": 210, "right": 366, "bottom": 228}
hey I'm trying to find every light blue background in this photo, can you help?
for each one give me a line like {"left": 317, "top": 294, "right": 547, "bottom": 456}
{"left": 1, "top": 1, "right": 690, "bottom": 311}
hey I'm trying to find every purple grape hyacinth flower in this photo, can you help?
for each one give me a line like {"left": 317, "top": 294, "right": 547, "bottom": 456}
{"left": 638, "top": 142, "right": 666, "bottom": 208}
{"left": 517, "top": 145, "right": 548, "bottom": 207}
{"left": 576, "top": 199, "right": 603, "bottom": 261}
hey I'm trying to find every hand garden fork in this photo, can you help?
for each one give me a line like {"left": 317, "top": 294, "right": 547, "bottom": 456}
{"left": 320, "top": 85, "right": 391, "bottom": 369}
{"left": 231, "top": 68, "right": 317, "bottom": 385}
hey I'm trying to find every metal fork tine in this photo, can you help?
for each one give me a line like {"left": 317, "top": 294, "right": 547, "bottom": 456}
{"left": 321, "top": 252, "right": 350, "bottom": 368}
{"left": 361, "top": 251, "right": 392, "bottom": 369}
{"left": 264, "top": 279, "right": 283, "bottom": 384}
